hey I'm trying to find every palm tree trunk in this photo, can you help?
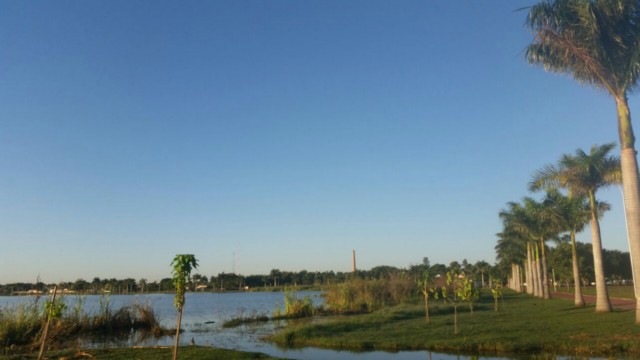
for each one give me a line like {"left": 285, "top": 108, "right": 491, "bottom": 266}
{"left": 509, "top": 265, "right": 513, "bottom": 290}
{"left": 534, "top": 244, "right": 541, "bottom": 297}
{"left": 531, "top": 248, "right": 537, "bottom": 297}
{"left": 532, "top": 244, "right": 540, "bottom": 297}
{"left": 526, "top": 244, "right": 533, "bottom": 295}
{"left": 515, "top": 264, "right": 521, "bottom": 292}
{"left": 588, "top": 191, "right": 612, "bottom": 312}
{"left": 540, "top": 238, "right": 550, "bottom": 299}
{"left": 616, "top": 96, "right": 640, "bottom": 323}
{"left": 510, "top": 265, "right": 514, "bottom": 291}
{"left": 519, "top": 264, "right": 523, "bottom": 292}
{"left": 570, "top": 229, "right": 585, "bottom": 307}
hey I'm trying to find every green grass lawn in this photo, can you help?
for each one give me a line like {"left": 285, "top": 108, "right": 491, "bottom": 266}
{"left": 269, "top": 290, "right": 640, "bottom": 357}
{"left": 554, "top": 285, "right": 635, "bottom": 299}
{"left": 0, "top": 346, "right": 287, "bottom": 360}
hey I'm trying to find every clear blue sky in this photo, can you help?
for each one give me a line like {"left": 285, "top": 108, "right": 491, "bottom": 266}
{"left": 1, "top": 1, "right": 638, "bottom": 283}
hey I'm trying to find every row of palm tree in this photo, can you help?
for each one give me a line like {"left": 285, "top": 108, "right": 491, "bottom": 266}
{"left": 497, "top": 143, "right": 620, "bottom": 313}
{"left": 524, "top": 0, "right": 640, "bottom": 322}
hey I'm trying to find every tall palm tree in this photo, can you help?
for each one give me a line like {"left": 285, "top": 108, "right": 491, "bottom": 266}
{"left": 543, "top": 189, "right": 591, "bottom": 307}
{"left": 502, "top": 205, "right": 542, "bottom": 296}
{"left": 500, "top": 199, "right": 558, "bottom": 299}
{"left": 498, "top": 205, "right": 530, "bottom": 292}
{"left": 531, "top": 169, "right": 593, "bottom": 307}
{"left": 532, "top": 144, "right": 620, "bottom": 311}
{"left": 530, "top": 198, "right": 560, "bottom": 299}
{"left": 495, "top": 229, "right": 528, "bottom": 290}
{"left": 525, "top": 0, "right": 640, "bottom": 320}
{"left": 526, "top": 241, "right": 534, "bottom": 295}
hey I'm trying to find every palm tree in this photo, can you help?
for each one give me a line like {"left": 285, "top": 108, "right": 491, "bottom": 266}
{"left": 525, "top": 0, "right": 640, "bottom": 320}
{"left": 532, "top": 164, "right": 593, "bottom": 307}
{"left": 498, "top": 207, "right": 535, "bottom": 294}
{"left": 501, "top": 198, "right": 560, "bottom": 299}
{"left": 531, "top": 144, "right": 620, "bottom": 311}
{"left": 473, "top": 260, "right": 493, "bottom": 288}
{"left": 499, "top": 199, "right": 558, "bottom": 298}
{"left": 525, "top": 241, "right": 534, "bottom": 295}
{"left": 541, "top": 189, "right": 591, "bottom": 307}
{"left": 495, "top": 230, "right": 528, "bottom": 292}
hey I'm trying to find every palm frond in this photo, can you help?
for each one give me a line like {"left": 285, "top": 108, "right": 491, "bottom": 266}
{"left": 525, "top": 0, "right": 640, "bottom": 96}
{"left": 529, "top": 163, "right": 564, "bottom": 191}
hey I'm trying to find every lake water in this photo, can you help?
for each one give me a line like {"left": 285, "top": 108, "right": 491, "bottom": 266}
{"left": 0, "top": 292, "right": 613, "bottom": 360}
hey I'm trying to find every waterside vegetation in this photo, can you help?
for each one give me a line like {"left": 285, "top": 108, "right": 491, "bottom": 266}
{"left": 0, "top": 294, "right": 169, "bottom": 355}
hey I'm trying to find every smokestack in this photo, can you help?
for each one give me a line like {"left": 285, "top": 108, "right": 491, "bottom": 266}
{"left": 352, "top": 250, "right": 356, "bottom": 272}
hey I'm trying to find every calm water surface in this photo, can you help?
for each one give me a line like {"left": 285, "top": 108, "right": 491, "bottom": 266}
{"left": 0, "top": 292, "right": 614, "bottom": 360}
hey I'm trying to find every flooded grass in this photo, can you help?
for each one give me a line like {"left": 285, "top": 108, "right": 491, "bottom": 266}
{"left": 224, "top": 289, "right": 317, "bottom": 328}
{"left": 223, "top": 314, "right": 270, "bottom": 328}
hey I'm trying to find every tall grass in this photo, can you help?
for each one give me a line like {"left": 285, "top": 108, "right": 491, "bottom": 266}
{"left": 323, "top": 274, "right": 413, "bottom": 314}
{"left": 0, "top": 302, "right": 41, "bottom": 347}
{"left": 273, "top": 288, "right": 315, "bottom": 319}
{"left": 0, "top": 295, "right": 168, "bottom": 352}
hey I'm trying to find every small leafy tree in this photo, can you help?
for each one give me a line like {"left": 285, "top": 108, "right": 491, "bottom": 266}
{"left": 171, "top": 254, "right": 198, "bottom": 360}
{"left": 460, "top": 276, "right": 479, "bottom": 314}
{"left": 416, "top": 271, "right": 435, "bottom": 324}
{"left": 490, "top": 279, "right": 502, "bottom": 312}
{"left": 437, "top": 271, "right": 471, "bottom": 335}
{"left": 37, "top": 286, "right": 66, "bottom": 360}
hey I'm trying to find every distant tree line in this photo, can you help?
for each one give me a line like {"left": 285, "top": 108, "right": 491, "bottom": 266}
{"left": 0, "top": 250, "right": 631, "bottom": 296}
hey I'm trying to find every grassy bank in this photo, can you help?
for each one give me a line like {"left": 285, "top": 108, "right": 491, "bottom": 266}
{"left": 0, "top": 346, "right": 286, "bottom": 360}
{"left": 269, "top": 290, "right": 640, "bottom": 357}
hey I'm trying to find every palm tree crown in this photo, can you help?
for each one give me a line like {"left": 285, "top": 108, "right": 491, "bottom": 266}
{"left": 531, "top": 143, "right": 621, "bottom": 196}
{"left": 526, "top": 0, "right": 640, "bottom": 98}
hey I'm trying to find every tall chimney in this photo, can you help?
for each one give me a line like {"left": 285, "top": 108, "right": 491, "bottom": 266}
{"left": 352, "top": 250, "right": 356, "bottom": 272}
